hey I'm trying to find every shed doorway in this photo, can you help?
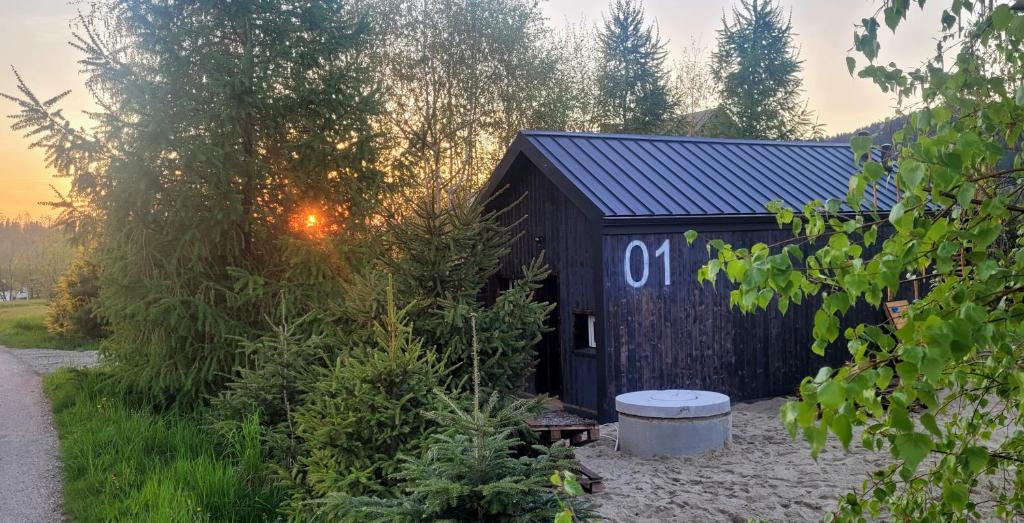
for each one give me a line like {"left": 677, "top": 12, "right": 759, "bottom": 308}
{"left": 534, "top": 275, "right": 563, "bottom": 397}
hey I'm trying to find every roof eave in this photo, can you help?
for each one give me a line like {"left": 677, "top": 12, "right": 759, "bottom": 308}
{"left": 480, "top": 132, "right": 606, "bottom": 221}
{"left": 601, "top": 211, "right": 891, "bottom": 234}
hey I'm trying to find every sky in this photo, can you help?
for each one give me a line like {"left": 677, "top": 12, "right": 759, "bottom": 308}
{"left": 0, "top": 0, "right": 947, "bottom": 218}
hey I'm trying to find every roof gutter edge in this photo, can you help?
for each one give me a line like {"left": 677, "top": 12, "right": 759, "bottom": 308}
{"left": 601, "top": 212, "right": 888, "bottom": 234}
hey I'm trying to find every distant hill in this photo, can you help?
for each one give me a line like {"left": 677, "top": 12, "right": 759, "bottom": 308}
{"left": 827, "top": 112, "right": 1018, "bottom": 170}
{"left": 824, "top": 115, "right": 909, "bottom": 145}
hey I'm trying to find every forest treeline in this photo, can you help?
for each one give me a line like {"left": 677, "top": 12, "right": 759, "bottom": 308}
{"left": 0, "top": 216, "right": 70, "bottom": 300}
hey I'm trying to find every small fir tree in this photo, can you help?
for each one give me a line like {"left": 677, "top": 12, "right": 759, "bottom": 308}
{"left": 711, "top": 0, "right": 819, "bottom": 139}
{"left": 596, "top": 0, "right": 675, "bottom": 134}
{"left": 318, "top": 316, "right": 587, "bottom": 523}
{"left": 286, "top": 279, "right": 445, "bottom": 510}
{"left": 207, "top": 305, "right": 334, "bottom": 435}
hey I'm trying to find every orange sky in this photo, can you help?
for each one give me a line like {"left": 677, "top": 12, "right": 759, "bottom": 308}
{"left": 0, "top": 0, "right": 947, "bottom": 218}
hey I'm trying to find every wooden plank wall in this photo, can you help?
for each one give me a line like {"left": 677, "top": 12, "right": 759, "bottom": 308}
{"left": 600, "top": 228, "right": 881, "bottom": 419}
{"left": 488, "top": 155, "right": 600, "bottom": 414}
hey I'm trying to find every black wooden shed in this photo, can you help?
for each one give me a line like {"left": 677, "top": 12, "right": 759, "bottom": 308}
{"left": 483, "top": 130, "right": 897, "bottom": 422}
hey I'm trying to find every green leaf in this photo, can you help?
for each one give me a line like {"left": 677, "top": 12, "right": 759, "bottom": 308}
{"left": 550, "top": 472, "right": 562, "bottom": 486}
{"left": 1016, "top": 85, "right": 1024, "bottom": 106}
{"left": 957, "top": 182, "right": 976, "bottom": 207}
{"left": 888, "top": 201, "right": 906, "bottom": 226}
{"left": 992, "top": 4, "right": 1012, "bottom": 30}
{"left": 976, "top": 259, "right": 999, "bottom": 280}
{"left": 972, "top": 222, "right": 1002, "bottom": 249}
{"left": 814, "top": 310, "right": 840, "bottom": 343}
{"left": 863, "top": 161, "right": 885, "bottom": 182}
{"left": 825, "top": 292, "right": 852, "bottom": 315}
{"left": 818, "top": 380, "right": 846, "bottom": 409}
{"left": 726, "top": 260, "right": 748, "bottom": 282}
{"left": 846, "top": 56, "right": 856, "bottom": 75}
{"left": 863, "top": 226, "right": 878, "bottom": 246}
{"left": 684, "top": 229, "right": 697, "bottom": 245}
{"left": 876, "top": 366, "right": 893, "bottom": 389}
{"left": 920, "top": 412, "right": 941, "bottom": 437}
{"left": 963, "top": 446, "right": 989, "bottom": 475}
{"left": 780, "top": 400, "right": 800, "bottom": 435}
{"left": 893, "top": 432, "right": 933, "bottom": 472}
{"left": 884, "top": 5, "right": 903, "bottom": 32}
{"left": 920, "top": 354, "right": 944, "bottom": 384}
{"left": 830, "top": 414, "right": 853, "bottom": 450}
{"left": 555, "top": 510, "right": 573, "bottom": 523}
{"left": 942, "top": 9, "right": 957, "bottom": 29}
{"left": 942, "top": 482, "right": 969, "bottom": 511}
{"left": 563, "top": 474, "right": 584, "bottom": 496}
{"left": 898, "top": 160, "right": 925, "bottom": 190}
{"left": 851, "top": 134, "right": 873, "bottom": 162}
{"left": 1012, "top": 13, "right": 1024, "bottom": 38}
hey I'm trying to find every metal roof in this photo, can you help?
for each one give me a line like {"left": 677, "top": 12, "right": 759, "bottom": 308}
{"left": 486, "top": 130, "right": 898, "bottom": 218}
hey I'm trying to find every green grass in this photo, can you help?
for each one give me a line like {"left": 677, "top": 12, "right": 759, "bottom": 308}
{"left": 0, "top": 300, "right": 95, "bottom": 350}
{"left": 44, "top": 368, "right": 283, "bottom": 522}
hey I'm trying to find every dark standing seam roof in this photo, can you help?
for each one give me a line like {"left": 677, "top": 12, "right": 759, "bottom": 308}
{"left": 503, "top": 131, "right": 898, "bottom": 217}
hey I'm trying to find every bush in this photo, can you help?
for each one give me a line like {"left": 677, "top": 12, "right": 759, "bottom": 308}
{"left": 46, "top": 250, "right": 106, "bottom": 341}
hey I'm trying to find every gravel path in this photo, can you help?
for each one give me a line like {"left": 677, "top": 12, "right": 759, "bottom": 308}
{"left": 0, "top": 347, "right": 98, "bottom": 523}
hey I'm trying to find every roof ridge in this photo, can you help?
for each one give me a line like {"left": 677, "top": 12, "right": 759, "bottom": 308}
{"left": 519, "top": 129, "right": 851, "bottom": 148}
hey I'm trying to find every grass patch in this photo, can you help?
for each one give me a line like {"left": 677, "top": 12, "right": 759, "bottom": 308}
{"left": 0, "top": 300, "right": 95, "bottom": 350}
{"left": 44, "top": 368, "right": 283, "bottom": 522}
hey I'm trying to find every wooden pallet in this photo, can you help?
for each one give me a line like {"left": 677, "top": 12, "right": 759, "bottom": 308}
{"left": 526, "top": 410, "right": 600, "bottom": 447}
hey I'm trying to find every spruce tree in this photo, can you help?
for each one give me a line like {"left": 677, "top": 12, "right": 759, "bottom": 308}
{"left": 385, "top": 189, "right": 553, "bottom": 394}
{"left": 4, "top": 0, "right": 392, "bottom": 406}
{"left": 286, "top": 280, "right": 445, "bottom": 511}
{"left": 711, "top": 0, "right": 818, "bottom": 139}
{"left": 596, "top": 0, "right": 674, "bottom": 134}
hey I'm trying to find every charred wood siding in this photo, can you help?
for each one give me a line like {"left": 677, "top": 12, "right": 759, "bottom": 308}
{"left": 488, "top": 155, "right": 600, "bottom": 413}
{"left": 601, "top": 228, "right": 879, "bottom": 418}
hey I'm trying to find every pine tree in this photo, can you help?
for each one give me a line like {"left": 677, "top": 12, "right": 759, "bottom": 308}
{"left": 596, "top": 0, "right": 674, "bottom": 134}
{"left": 4, "top": 0, "right": 393, "bottom": 406}
{"left": 318, "top": 316, "right": 589, "bottom": 523}
{"left": 711, "top": 0, "right": 819, "bottom": 139}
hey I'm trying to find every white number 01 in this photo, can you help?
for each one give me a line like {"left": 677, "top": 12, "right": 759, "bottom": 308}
{"left": 624, "top": 239, "right": 670, "bottom": 288}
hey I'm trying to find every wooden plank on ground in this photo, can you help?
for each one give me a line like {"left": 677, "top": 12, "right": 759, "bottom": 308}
{"left": 577, "top": 463, "right": 604, "bottom": 494}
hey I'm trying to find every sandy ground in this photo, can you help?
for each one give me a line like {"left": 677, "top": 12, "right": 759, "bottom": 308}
{"left": 0, "top": 347, "right": 98, "bottom": 523}
{"left": 575, "top": 397, "right": 890, "bottom": 523}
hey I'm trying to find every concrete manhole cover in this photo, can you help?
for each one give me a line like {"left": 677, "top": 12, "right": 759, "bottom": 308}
{"left": 615, "top": 389, "right": 733, "bottom": 457}
{"left": 648, "top": 390, "right": 699, "bottom": 402}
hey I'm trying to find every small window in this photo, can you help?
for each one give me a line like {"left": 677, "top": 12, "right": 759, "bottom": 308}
{"left": 572, "top": 311, "right": 597, "bottom": 351}
{"left": 487, "top": 276, "right": 512, "bottom": 304}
